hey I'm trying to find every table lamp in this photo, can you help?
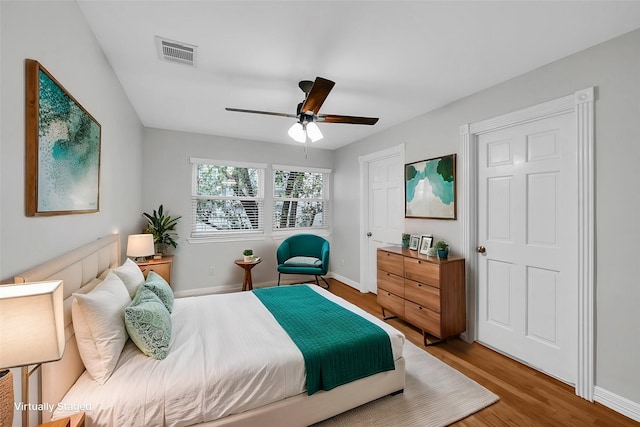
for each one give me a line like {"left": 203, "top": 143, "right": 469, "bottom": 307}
{"left": 127, "top": 234, "right": 155, "bottom": 262}
{"left": 0, "top": 280, "right": 65, "bottom": 427}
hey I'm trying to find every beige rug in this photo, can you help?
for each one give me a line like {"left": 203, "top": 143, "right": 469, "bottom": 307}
{"left": 314, "top": 341, "right": 499, "bottom": 427}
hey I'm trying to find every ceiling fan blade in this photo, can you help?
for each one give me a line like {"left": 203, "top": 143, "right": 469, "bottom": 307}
{"left": 300, "top": 77, "right": 335, "bottom": 115}
{"left": 318, "top": 114, "right": 379, "bottom": 125}
{"left": 225, "top": 107, "right": 297, "bottom": 119}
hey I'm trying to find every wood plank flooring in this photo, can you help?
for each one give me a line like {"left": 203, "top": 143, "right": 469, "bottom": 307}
{"left": 325, "top": 278, "right": 638, "bottom": 426}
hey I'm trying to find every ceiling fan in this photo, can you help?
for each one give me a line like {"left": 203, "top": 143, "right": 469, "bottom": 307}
{"left": 225, "top": 77, "right": 379, "bottom": 143}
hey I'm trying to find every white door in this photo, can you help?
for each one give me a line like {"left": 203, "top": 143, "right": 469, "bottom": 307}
{"left": 364, "top": 154, "right": 404, "bottom": 293}
{"left": 477, "top": 112, "right": 577, "bottom": 383}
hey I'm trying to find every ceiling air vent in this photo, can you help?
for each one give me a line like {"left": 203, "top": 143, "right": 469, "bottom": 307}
{"left": 155, "top": 36, "right": 197, "bottom": 66}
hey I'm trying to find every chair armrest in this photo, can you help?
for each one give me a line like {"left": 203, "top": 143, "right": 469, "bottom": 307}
{"left": 277, "top": 241, "right": 291, "bottom": 264}
{"left": 320, "top": 241, "right": 330, "bottom": 273}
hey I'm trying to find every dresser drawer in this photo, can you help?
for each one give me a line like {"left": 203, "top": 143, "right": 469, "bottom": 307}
{"left": 377, "top": 269, "right": 404, "bottom": 297}
{"left": 377, "top": 290, "right": 405, "bottom": 317}
{"left": 405, "top": 300, "right": 441, "bottom": 337}
{"left": 404, "top": 258, "right": 440, "bottom": 287}
{"left": 140, "top": 262, "right": 171, "bottom": 285}
{"left": 377, "top": 250, "right": 404, "bottom": 276}
{"left": 404, "top": 279, "right": 440, "bottom": 312}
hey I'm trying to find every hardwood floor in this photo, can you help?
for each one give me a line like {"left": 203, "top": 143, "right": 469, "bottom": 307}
{"left": 326, "top": 278, "right": 638, "bottom": 426}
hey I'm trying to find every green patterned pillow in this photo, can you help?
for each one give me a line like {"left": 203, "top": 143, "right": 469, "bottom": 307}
{"left": 124, "top": 287, "right": 171, "bottom": 360}
{"left": 143, "top": 271, "right": 174, "bottom": 313}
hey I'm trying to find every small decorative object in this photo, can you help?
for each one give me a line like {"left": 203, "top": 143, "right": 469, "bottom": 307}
{"left": 426, "top": 247, "right": 437, "bottom": 257}
{"left": 418, "top": 235, "right": 433, "bottom": 255}
{"left": 408, "top": 235, "right": 420, "bottom": 251}
{"left": 405, "top": 154, "right": 456, "bottom": 219}
{"left": 25, "top": 59, "right": 101, "bottom": 216}
{"left": 243, "top": 249, "right": 254, "bottom": 262}
{"left": 401, "top": 233, "right": 411, "bottom": 248}
{"left": 143, "top": 204, "right": 182, "bottom": 255}
{"left": 435, "top": 240, "right": 449, "bottom": 259}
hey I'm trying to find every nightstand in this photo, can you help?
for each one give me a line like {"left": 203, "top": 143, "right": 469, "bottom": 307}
{"left": 136, "top": 255, "right": 173, "bottom": 286}
{"left": 37, "top": 412, "right": 85, "bottom": 427}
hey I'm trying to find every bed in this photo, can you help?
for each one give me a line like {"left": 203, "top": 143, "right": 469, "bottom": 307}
{"left": 14, "top": 234, "right": 406, "bottom": 426}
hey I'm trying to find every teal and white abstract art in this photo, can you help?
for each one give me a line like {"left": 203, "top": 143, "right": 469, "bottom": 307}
{"left": 405, "top": 154, "right": 456, "bottom": 219}
{"left": 26, "top": 60, "right": 101, "bottom": 216}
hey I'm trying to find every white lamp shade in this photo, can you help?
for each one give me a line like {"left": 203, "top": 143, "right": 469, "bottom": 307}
{"left": 0, "top": 280, "right": 65, "bottom": 369}
{"left": 306, "top": 122, "right": 323, "bottom": 142}
{"left": 127, "top": 234, "right": 155, "bottom": 257}
{"left": 288, "top": 122, "right": 306, "bottom": 143}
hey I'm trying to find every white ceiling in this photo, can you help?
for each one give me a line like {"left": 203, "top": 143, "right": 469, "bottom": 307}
{"left": 78, "top": 1, "right": 640, "bottom": 150}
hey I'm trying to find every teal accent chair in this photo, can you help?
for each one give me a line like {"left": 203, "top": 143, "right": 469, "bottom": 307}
{"left": 276, "top": 234, "right": 330, "bottom": 288}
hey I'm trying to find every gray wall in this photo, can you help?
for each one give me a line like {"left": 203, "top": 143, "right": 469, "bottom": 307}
{"left": 141, "top": 128, "right": 334, "bottom": 294}
{"left": 333, "top": 28, "right": 640, "bottom": 407}
{"left": 0, "top": 1, "right": 145, "bottom": 281}
{"left": 1, "top": 1, "right": 145, "bottom": 425}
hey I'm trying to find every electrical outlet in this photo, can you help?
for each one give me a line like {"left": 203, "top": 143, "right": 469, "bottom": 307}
{"left": 209, "top": 267, "right": 215, "bottom": 276}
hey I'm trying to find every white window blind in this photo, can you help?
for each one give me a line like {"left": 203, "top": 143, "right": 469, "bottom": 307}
{"left": 272, "top": 165, "right": 330, "bottom": 231}
{"left": 191, "top": 158, "right": 265, "bottom": 238}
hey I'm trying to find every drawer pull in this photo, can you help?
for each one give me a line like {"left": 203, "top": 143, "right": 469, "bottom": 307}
{"left": 418, "top": 306, "right": 423, "bottom": 310}
{"left": 387, "top": 292, "right": 391, "bottom": 296}
{"left": 387, "top": 272, "right": 390, "bottom": 276}
{"left": 418, "top": 260, "right": 422, "bottom": 264}
{"left": 418, "top": 283, "right": 422, "bottom": 287}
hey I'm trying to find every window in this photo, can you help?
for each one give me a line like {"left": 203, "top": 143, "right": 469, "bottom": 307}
{"left": 273, "top": 165, "right": 330, "bottom": 231}
{"left": 191, "top": 158, "right": 265, "bottom": 238}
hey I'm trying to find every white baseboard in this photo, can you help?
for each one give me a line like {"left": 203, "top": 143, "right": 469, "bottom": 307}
{"left": 594, "top": 386, "right": 640, "bottom": 422}
{"left": 328, "top": 271, "right": 363, "bottom": 292}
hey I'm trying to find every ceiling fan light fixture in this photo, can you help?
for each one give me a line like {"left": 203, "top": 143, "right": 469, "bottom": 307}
{"left": 288, "top": 122, "right": 306, "bottom": 143}
{"left": 306, "top": 122, "right": 323, "bottom": 142}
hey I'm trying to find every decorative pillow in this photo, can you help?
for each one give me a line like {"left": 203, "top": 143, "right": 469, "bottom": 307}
{"left": 124, "top": 287, "right": 171, "bottom": 360}
{"left": 283, "top": 256, "right": 323, "bottom": 267}
{"left": 72, "top": 272, "right": 131, "bottom": 384}
{"left": 143, "top": 271, "right": 174, "bottom": 313}
{"left": 113, "top": 258, "right": 146, "bottom": 298}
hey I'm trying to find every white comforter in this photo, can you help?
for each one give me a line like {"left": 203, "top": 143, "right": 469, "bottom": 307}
{"left": 54, "top": 285, "right": 404, "bottom": 427}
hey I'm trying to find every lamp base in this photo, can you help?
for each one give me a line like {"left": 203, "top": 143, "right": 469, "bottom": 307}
{"left": 0, "top": 370, "right": 14, "bottom": 427}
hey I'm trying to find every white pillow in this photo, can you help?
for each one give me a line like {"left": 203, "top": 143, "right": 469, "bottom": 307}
{"left": 72, "top": 271, "right": 131, "bottom": 384}
{"left": 113, "top": 258, "right": 145, "bottom": 298}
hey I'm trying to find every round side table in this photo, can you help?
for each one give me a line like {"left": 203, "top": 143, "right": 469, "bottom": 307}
{"left": 234, "top": 258, "right": 262, "bottom": 291}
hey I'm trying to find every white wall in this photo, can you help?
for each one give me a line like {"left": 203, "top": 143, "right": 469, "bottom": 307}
{"left": 333, "top": 28, "right": 640, "bottom": 413}
{"left": 141, "top": 128, "right": 334, "bottom": 294}
{"left": 0, "top": 2, "right": 144, "bottom": 425}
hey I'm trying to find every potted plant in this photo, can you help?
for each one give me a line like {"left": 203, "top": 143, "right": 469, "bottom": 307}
{"left": 435, "top": 240, "right": 449, "bottom": 259}
{"left": 401, "top": 233, "right": 411, "bottom": 248}
{"left": 243, "top": 249, "right": 254, "bottom": 262}
{"left": 143, "top": 204, "right": 182, "bottom": 255}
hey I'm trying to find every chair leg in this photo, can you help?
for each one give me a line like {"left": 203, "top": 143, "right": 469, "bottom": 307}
{"left": 316, "top": 276, "right": 330, "bottom": 289}
{"left": 277, "top": 273, "right": 281, "bottom": 286}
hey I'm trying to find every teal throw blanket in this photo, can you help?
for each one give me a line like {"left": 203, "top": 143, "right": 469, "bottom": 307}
{"left": 253, "top": 285, "right": 395, "bottom": 395}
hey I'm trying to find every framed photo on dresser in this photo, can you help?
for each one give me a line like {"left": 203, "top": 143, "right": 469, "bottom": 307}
{"left": 419, "top": 235, "right": 433, "bottom": 255}
{"left": 408, "top": 235, "right": 420, "bottom": 251}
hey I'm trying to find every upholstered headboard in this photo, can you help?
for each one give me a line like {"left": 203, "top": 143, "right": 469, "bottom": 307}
{"left": 14, "top": 234, "right": 121, "bottom": 421}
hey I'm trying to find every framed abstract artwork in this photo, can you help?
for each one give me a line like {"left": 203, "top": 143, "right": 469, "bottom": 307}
{"left": 25, "top": 59, "right": 101, "bottom": 216}
{"left": 405, "top": 154, "right": 456, "bottom": 219}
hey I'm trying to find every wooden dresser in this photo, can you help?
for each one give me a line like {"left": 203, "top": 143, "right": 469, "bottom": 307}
{"left": 377, "top": 247, "right": 466, "bottom": 345}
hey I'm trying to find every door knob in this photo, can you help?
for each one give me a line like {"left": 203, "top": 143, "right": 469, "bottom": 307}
{"left": 366, "top": 232, "right": 372, "bottom": 237}
{"left": 476, "top": 246, "right": 486, "bottom": 254}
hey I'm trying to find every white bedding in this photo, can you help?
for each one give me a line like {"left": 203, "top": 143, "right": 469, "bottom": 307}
{"left": 54, "top": 285, "right": 404, "bottom": 427}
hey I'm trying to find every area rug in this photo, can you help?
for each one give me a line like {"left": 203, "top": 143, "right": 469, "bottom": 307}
{"left": 314, "top": 341, "right": 499, "bottom": 427}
